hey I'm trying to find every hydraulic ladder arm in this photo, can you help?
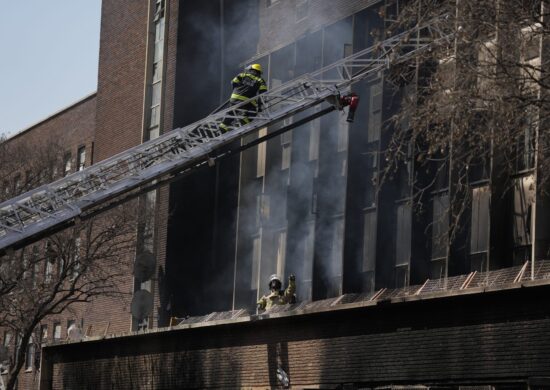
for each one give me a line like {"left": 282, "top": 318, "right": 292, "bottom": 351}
{"left": 0, "top": 16, "right": 452, "bottom": 254}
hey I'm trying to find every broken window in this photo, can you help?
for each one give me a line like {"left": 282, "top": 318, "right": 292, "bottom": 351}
{"left": 431, "top": 193, "right": 449, "bottom": 260}
{"left": 281, "top": 130, "right": 292, "bottom": 171}
{"left": 470, "top": 186, "right": 490, "bottom": 254}
{"left": 362, "top": 210, "right": 377, "bottom": 273}
{"left": 395, "top": 202, "right": 412, "bottom": 268}
{"left": 513, "top": 175, "right": 535, "bottom": 247}
{"left": 368, "top": 83, "right": 382, "bottom": 142}
{"left": 256, "top": 128, "right": 267, "bottom": 178}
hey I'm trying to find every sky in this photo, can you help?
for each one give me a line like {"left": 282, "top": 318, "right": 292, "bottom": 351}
{"left": 0, "top": 1, "right": 102, "bottom": 138}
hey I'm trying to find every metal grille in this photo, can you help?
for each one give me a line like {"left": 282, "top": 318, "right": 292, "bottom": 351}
{"left": 0, "top": 15, "right": 453, "bottom": 253}
{"left": 470, "top": 265, "right": 524, "bottom": 288}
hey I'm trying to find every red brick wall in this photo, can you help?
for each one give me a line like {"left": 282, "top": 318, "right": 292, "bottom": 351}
{"left": 42, "top": 284, "right": 550, "bottom": 389}
{"left": 94, "top": 0, "right": 149, "bottom": 162}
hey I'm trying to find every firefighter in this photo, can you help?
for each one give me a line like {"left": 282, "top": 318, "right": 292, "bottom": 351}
{"left": 219, "top": 63, "right": 268, "bottom": 133}
{"left": 257, "top": 273, "right": 296, "bottom": 311}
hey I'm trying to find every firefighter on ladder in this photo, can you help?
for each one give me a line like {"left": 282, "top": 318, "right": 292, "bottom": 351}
{"left": 219, "top": 63, "right": 268, "bottom": 133}
{"left": 257, "top": 274, "right": 296, "bottom": 311}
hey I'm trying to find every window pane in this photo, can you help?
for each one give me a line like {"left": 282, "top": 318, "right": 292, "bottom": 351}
{"left": 149, "top": 106, "right": 160, "bottom": 128}
{"left": 470, "top": 186, "right": 490, "bottom": 253}
{"left": 251, "top": 237, "right": 261, "bottom": 290}
{"left": 152, "top": 61, "right": 162, "bottom": 83}
{"left": 276, "top": 231, "right": 287, "bottom": 278}
{"left": 151, "top": 82, "right": 161, "bottom": 106}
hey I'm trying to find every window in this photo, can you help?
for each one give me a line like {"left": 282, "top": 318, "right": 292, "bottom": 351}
{"left": 296, "top": 0, "right": 309, "bottom": 22}
{"left": 251, "top": 236, "right": 261, "bottom": 290}
{"left": 330, "top": 218, "right": 345, "bottom": 277}
{"left": 63, "top": 153, "right": 72, "bottom": 176}
{"left": 301, "top": 223, "right": 315, "bottom": 301}
{"left": 470, "top": 186, "right": 490, "bottom": 255}
{"left": 513, "top": 175, "right": 535, "bottom": 247}
{"left": 13, "top": 174, "right": 21, "bottom": 194}
{"left": 256, "top": 128, "right": 267, "bottom": 178}
{"left": 76, "top": 146, "right": 86, "bottom": 171}
{"left": 25, "top": 336, "right": 35, "bottom": 371}
{"left": 362, "top": 210, "right": 377, "bottom": 273}
{"left": 276, "top": 231, "right": 287, "bottom": 278}
{"left": 309, "top": 118, "right": 320, "bottom": 161}
{"left": 368, "top": 83, "right": 383, "bottom": 142}
{"left": 40, "top": 325, "right": 48, "bottom": 342}
{"left": 395, "top": 264, "right": 409, "bottom": 288}
{"left": 395, "top": 203, "right": 412, "bottom": 267}
{"left": 281, "top": 130, "right": 292, "bottom": 170}
{"left": 147, "top": 0, "right": 166, "bottom": 140}
{"left": 53, "top": 323, "right": 61, "bottom": 340}
{"left": 3, "top": 331, "right": 12, "bottom": 348}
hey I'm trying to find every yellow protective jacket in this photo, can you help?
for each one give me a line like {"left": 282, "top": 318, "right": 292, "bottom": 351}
{"left": 230, "top": 71, "right": 268, "bottom": 106}
{"left": 257, "top": 278, "right": 296, "bottom": 311}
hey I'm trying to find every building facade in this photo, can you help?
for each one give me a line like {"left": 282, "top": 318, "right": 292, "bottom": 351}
{"left": 1, "top": 0, "right": 549, "bottom": 389}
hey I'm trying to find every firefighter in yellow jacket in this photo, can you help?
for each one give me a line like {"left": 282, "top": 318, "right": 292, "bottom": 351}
{"left": 220, "top": 63, "right": 268, "bottom": 132}
{"left": 257, "top": 274, "right": 296, "bottom": 311}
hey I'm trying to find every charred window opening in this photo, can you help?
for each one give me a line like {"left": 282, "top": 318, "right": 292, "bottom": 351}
{"left": 395, "top": 202, "right": 412, "bottom": 286}
{"left": 362, "top": 210, "right": 377, "bottom": 291}
{"left": 470, "top": 186, "right": 490, "bottom": 265}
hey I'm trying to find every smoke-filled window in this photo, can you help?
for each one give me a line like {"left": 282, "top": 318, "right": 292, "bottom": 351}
{"left": 276, "top": 230, "right": 287, "bottom": 278}
{"left": 256, "top": 128, "right": 267, "bottom": 178}
{"left": 362, "top": 210, "right": 377, "bottom": 274}
{"left": 251, "top": 236, "right": 261, "bottom": 291}
{"left": 368, "top": 83, "right": 382, "bottom": 142}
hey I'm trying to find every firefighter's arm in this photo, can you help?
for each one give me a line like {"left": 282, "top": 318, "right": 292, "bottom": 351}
{"left": 258, "top": 78, "right": 268, "bottom": 94}
{"left": 232, "top": 74, "right": 243, "bottom": 88}
{"left": 257, "top": 295, "right": 267, "bottom": 310}
{"left": 283, "top": 274, "right": 296, "bottom": 301}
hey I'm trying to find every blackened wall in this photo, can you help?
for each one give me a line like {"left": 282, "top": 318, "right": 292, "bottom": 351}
{"left": 43, "top": 284, "right": 550, "bottom": 389}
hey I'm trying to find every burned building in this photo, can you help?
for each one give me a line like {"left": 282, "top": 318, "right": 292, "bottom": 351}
{"left": 1, "top": 0, "right": 550, "bottom": 389}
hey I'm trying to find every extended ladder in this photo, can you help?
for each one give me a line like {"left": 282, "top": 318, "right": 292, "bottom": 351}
{"left": 0, "top": 16, "right": 452, "bottom": 253}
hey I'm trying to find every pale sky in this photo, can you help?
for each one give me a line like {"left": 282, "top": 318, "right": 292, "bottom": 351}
{"left": 0, "top": 1, "right": 102, "bottom": 138}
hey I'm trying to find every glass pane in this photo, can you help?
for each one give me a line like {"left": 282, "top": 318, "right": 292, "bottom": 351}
{"left": 513, "top": 175, "right": 535, "bottom": 246}
{"left": 149, "top": 106, "right": 160, "bottom": 128}
{"left": 152, "top": 61, "right": 162, "bottom": 83}
{"left": 151, "top": 82, "right": 161, "bottom": 106}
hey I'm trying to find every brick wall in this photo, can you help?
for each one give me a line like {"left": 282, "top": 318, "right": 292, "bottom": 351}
{"left": 257, "top": 0, "right": 380, "bottom": 53}
{"left": 94, "top": 0, "right": 149, "bottom": 162}
{"left": 42, "top": 284, "right": 550, "bottom": 389}
{"left": 0, "top": 95, "right": 96, "bottom": 390}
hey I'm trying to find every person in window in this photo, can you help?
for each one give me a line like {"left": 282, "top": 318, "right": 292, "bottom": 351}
{"left": 257, "top": 274, "right": 296, "bottom": 311}
{"left": 219, "top": 64, "right": 268, "bottom": 133}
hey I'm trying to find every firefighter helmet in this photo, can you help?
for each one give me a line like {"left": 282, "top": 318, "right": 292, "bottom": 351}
{"left": 248, "top": 63, "right": 263, "bottom": 73}
{"left": 268, "top": 274, "right": 281, "bottom": 289}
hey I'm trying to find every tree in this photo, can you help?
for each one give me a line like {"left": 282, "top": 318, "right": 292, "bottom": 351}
{"left": 380, "top": 0, "right": 549, "bottom": 251}
{"left": 0, "top": 137, "right": 139, "bottom": 390}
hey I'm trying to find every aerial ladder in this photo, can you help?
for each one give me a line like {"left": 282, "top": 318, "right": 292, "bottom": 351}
{"left": 0, "top": 16, "right": 452, "bottom": 254}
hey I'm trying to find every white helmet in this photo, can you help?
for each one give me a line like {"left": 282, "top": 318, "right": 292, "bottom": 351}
{"left": 269, "top": 274, "right": 281, "bottom": 288}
